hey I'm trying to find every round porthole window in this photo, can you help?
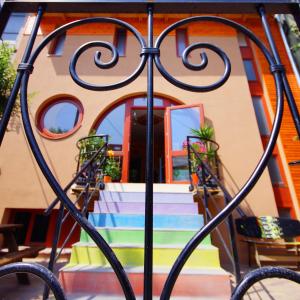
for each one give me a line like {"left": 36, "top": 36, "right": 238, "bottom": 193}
{"left": 37, "top": 96, "right": 83, "bottom": 139}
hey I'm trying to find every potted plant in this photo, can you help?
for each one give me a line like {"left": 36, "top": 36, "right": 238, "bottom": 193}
{"left": 104, "top": 150, "right": 121, "bottom": 182}
{"left": 189, "top": 125, "right": 218, "bottom": 185}
{"left": 78, "top": 130, "right": 106, "bottom": 165}
{"left": 76, "top": 131, "right": 107, "bottom": 185}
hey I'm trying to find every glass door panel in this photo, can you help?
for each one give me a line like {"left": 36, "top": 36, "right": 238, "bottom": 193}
{"left": 171, "top": 107, "right": 201, "bottom": 151}
{"left": 165, "top": 104, "right": 204, "bottom": 183}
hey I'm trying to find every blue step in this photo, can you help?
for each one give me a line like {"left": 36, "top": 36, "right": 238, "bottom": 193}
{"left": 88, "top": 213, "right": 204, "bottom": 230}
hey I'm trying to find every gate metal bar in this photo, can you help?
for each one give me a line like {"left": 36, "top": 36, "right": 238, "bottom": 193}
{"left": 144, "top": 5, "right": 154, "bottom": 300}
{"left": 0, "top": 1, "right": 300, "bottom": 299}
{"left": 258, "top": 4, "right": 300, "bottom": 137}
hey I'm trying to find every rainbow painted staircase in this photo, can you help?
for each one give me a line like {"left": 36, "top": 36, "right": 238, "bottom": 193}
{"left": 59, "top": 183, "right": 231, "bottom": 298}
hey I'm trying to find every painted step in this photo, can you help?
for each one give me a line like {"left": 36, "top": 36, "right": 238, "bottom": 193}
{"left": 88, "top": 213, "right": 204, "bottom": 229}
{"left": 94, "top": 201, "right": 198, "bottom": 215}
{"left": 99, "top": 191, "right": 194, "bottom": 203}
{"left": 68, "top": 243, "right": 220, "bottom": 268}
{"left": 60, "top": 266, "right": 231, "bottom": 298}
{"left": 80, "top": 227, "right": 211, "bottom": 245}
{"left": 104, "top": 182, "right": 191, "bottom": 193}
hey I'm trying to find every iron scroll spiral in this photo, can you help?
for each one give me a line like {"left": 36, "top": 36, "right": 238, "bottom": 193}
{"left": 231, "top": 267, "right": 300, "bottom": 299}
{"left": 30, "top": 17, "right": 147, "bottom": 91}
{"left": 155, "top": 17, "right": 232, "bottom": 92}
{"left": 159, "top": 16, "right": 285, "bottom": 299}
{"left": 0, "top": 263, "right": 66, "bottom": 299}
{"left": 69, "top": 40, "right": 120, "bottom": 90}
{"left": 18, "top": 17, "right": 148, "bottom": 299}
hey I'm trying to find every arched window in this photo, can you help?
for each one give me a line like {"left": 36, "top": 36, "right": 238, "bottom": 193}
{"left": 95, "top": 103, "right": 126, "bottom": 150}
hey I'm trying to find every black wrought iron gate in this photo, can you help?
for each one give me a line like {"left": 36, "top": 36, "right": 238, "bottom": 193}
{"left": 1, "top": 1, "right": 300, "bottom": 299}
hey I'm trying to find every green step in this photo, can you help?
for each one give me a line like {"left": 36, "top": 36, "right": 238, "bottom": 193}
{"left": 68, "top": 243, "right": 221, "bottom": 269}
{"left": 80, "top": 228, "right": 211, "bottom": 245}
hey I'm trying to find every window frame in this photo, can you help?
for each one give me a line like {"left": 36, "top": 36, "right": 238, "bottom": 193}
{"left": 48, "top": 31, "right": 66, "bottom": 56}
{"left": 36, "top": 95, "right": 84, "bottom": 140}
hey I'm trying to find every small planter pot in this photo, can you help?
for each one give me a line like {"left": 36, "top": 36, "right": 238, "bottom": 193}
{"left": 191, "top": 173, "right": 198, "bottom": 186}
{"left": 104, "top": 175, "right": 112, "bottom": 183}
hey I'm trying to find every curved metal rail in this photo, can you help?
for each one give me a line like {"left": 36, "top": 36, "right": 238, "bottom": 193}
{"left": 0, "top": 3, "right": 300, "bottom": 300}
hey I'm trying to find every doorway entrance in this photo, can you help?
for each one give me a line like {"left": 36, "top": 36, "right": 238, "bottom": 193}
{"left": 94, "top": 96, "right": 204, "bottom": 184}
{"left": 129, "top": 109, "right": 165, "bottom": 183}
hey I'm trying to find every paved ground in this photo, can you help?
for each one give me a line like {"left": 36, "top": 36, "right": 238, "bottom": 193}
{"left": 0, "top": 259, "right": 300, "bottom": 299}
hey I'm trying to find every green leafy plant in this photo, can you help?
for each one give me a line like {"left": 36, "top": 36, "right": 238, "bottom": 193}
{"left": 78, "top": 130, "right": 106, "bottom": 164}
{"left": 190, "top": 125, "right": 214, "bottom": 140}
{"left": 0, "top": 42, "right": 17, "bottom": 118}
{"left": 104, "top": 151, "right": 121, "bottom": 180}
{"left": 189, "top": 125, "right": 217, "bottom": 173}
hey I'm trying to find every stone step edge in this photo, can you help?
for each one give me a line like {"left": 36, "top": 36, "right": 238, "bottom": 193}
{"left": 72, "top": 242, "right": 216, "bottom": 250}
{"left": 60, "top": 265, "right": 229, "bottom": 276}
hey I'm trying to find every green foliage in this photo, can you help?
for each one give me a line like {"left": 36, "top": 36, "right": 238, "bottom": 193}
{"left": 104, "top": 154, "right": 121, "bottom": 180}
{"left": 189, "top": 125, "right": 217, "bottom": 173}
{"left": 48, "top": 127, "right": 68, "bottom": 134}
{"left": 190, "top": 125, "right": 214, "bottom": 140}
{"left": 78, "top": 131, "right": 106, "bottom": 164}
{"left": 0, "top": 42, "right": 17, "bottom": 118}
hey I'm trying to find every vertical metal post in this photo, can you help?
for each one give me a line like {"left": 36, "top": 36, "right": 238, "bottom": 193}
{"left": 187, "top": 137, "right": 194, "bottom": 191}
{"left": 0, "top": 5, "right": 44, "bottom": 145}
{"left": 144, "top": 5, "right": 154, "bottom": 300}
{"left": 224, "top": 196, "right": 241, "bottom": 283}
{"left": 258, "top": 5, "right": 300, "bottom": 138}
{"left": 43, "top": 203, "right": 64, "bottom": 300}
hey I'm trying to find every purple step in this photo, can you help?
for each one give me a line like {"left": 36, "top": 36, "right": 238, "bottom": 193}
{"left": 99, "top": 191, "right": 194, "bottom": 203}
{"left": 94, "top": 201, "right": 198, "bottom": 215}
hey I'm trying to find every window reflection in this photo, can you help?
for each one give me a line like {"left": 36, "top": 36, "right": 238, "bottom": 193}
{"left": 176, "top": 28, "right": 188, "bottom": 57}
{"left": 243, "top": 60, "right": 257, "bottom": 81}
{"left": 252, "top": 96, "right": 270, "bottom": 136}
{"left": 43, "top": 102, "right": 79, "bottom": 134}
{"left": 133, "top": 97, "right": 164, "bottom": 107}
{"left": 171, "top": 107, "right": 200, "bottom": 150}
{"left": 172, "top": 156, "right": 189, "bottom": 181}
{"left": 268, "top": 155, "right": 284, "bottom": 185}
{"left": 96, "top": 104, "right": 125, "bottom": 150}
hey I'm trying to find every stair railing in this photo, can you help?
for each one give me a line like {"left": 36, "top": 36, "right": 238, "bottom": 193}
{"left": 42, "top": 135, "right": 108, "bottom": 300}
{"left": 187, "top": 136, "right": 243, "bottom": 282}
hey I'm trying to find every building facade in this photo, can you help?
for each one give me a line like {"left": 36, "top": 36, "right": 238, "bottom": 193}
{"left": 0, "top": 12, "right": 299, "bottom": 259}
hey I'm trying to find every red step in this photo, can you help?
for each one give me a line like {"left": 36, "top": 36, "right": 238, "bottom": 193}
{"left": 59, "top": 266, "right": 231, "bottom": 298}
